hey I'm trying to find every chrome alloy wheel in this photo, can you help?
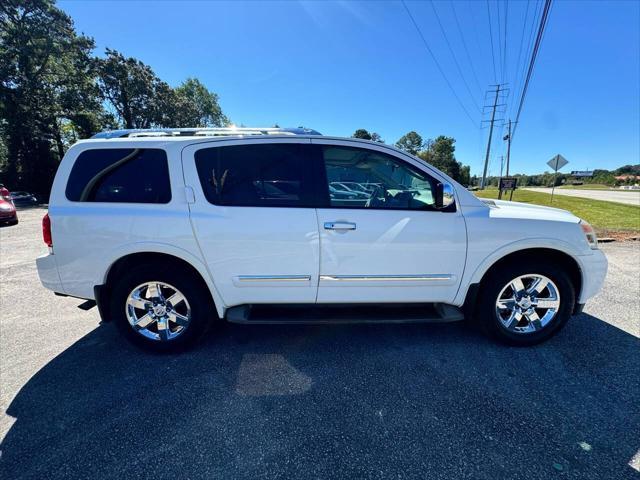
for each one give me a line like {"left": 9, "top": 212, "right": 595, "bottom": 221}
{"left": 125, "top": 282, "right": 191, "bottom": 341}
{"left": 495, "top": 274, "right": 561, "bottom": 334}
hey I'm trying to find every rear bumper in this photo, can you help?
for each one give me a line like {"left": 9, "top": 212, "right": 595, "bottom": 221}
{"left": 36, "top": 253, "right": 65, "bottom": 294}
{"left": 578, "top": 249, "right": 608, "bottom": 303}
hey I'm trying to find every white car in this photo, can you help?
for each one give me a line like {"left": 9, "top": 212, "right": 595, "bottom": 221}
{"left": 36, "top": 127, "right": 607, "bottom": 352}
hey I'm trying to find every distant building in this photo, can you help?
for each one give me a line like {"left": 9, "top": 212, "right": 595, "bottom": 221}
{"left": 570, "top": 170, "right": 594, "bottom": 178}
{"left": 614, "top": 175, "right": 639, "bottom": 181}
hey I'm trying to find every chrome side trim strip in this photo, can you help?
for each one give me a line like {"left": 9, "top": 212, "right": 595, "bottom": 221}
{"left": 319, "top": 274, "right": 453, "bottom": 282}
{"left": 238, "top": 275, "right": 312, "bottom": 282}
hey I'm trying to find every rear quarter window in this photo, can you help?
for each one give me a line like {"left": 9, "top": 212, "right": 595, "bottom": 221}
{"left": 65, "top": 148, "right": 171, "bottom": 203}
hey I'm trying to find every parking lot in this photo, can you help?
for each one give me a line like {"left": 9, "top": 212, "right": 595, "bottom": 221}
{"left": 1, "top": 207, "right": 639, "bottom": 479}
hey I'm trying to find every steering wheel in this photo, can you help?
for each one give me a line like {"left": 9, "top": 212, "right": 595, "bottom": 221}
{"left": 365, "top": 185, "right": 389, "bottom": 208}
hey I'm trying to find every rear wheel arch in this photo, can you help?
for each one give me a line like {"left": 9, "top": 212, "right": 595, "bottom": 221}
{"left": 99, "top": 252, "right": 219, "bottom": 321}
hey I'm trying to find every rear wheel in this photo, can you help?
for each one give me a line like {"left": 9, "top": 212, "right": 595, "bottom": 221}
{"left": 476, "top": 261, "right": 575, "bottom": 346}
{"left": 110, "top": 264, "right": 214, "bottom": 352}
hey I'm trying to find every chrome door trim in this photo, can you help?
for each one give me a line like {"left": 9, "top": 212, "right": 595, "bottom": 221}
{"left": 319, "top": 274, "right": 453, "bottom": 282}
{"left": 324, "top": 222, "right": 357, "bottom": 230}
{"left": 237, "top": 275, "right": 312, "bottom": 282}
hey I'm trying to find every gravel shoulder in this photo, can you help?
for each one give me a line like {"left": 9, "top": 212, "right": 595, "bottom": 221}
{"left": 1, "top": 208, "right": 639, "bottom": 479}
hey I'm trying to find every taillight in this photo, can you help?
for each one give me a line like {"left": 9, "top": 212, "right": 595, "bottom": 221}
{"left": 42, "top": 213, "right": 52, "bottom": 247}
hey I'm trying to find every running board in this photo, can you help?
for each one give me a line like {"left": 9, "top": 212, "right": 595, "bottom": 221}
{"left": 77, "top": 299, "right": 97, "bottom": 311}
{"left": 225, "top": 303, "right": 464, "bottom": 325}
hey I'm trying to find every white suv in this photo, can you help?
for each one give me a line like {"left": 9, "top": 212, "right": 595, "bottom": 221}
{"left": 36, "top": 127, "right": 608, "bottom": 352}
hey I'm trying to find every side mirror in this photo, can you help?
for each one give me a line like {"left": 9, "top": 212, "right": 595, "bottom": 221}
{"left": 434, "top": 182, "right": 455, "bottom": 210}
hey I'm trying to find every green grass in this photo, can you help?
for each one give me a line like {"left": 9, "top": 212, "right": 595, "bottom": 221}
{"left": 475, "top": 188, "right": 640, "bottom": 234}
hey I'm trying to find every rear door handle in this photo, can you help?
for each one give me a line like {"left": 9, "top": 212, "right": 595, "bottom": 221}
{"left": 324, "top": 221, "right": 356, "bottom": 231}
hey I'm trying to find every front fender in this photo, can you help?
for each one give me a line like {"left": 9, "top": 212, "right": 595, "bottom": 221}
{"left": 454, "top": 237, "right": 586, "bottom": 306}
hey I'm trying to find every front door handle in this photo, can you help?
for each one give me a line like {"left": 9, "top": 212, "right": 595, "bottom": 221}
{"left": 324, "top": 221, "right": 356, "bottom": 231}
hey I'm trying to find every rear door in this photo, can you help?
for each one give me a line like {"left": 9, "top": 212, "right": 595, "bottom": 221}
{"left": 312, "top": 139, "right": 467, "bottom": 304}
{"left": 182, "top": 139, "right": 322, "bottom": 308}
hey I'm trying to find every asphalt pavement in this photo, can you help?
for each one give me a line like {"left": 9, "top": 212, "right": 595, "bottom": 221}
{"left": 524, "top": 187, "right": 640, "bottom": 206}
{"left": 1, "top": 208, "right": 639, "bottom": 479}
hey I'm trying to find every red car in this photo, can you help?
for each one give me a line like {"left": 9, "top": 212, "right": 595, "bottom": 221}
{"left": 0, "top": 198, "right": 18, "bottom": 225}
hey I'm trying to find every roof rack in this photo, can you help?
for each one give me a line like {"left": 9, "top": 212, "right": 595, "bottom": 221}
{"left": 91, "top": 127, "right": 322, "bottom": 139}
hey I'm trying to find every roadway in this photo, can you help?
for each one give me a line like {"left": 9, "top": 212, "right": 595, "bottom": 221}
{"left": 524, "top": 187, "right": 640, "bottom": 206}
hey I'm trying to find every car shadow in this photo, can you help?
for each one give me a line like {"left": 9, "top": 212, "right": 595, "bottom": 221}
{"left": 2, "top": 315, "right": 639, "bottom": 479}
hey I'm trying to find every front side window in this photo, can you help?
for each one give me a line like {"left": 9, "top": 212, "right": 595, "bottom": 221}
{"left": 66, "top": 148, "right": 171, "bottom": 203}
{"left": 322, "top": 146, "right": 437, "bottom": 210}
{"left": 195, "top": 143, "right": 316, "bottom": 207}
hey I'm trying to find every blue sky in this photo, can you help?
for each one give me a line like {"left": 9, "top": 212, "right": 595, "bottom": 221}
{"left": 59, "top": 0, "right": 639, "bottom": 175}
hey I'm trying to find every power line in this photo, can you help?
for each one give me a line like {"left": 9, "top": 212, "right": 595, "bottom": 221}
{"left": 400, "top": 0, "right": 478, "bottom": 127}
{"left": 486, "top": 0, "right": 498, "bottom": 83}
{"left": 510, "top": 0, "right": 541, "bottom": 121}
{"left": 496, "top": 0, "right": 504, "bottom": 82}
{"left": 429, "top": 0, "right": 482, "bottom": 113}
{"left": 450, "top": 1, "right": 484, "bottom": 96}
{"left": 502, "top": 0, "right": 509, "bottom": 86}
{"left": 510, "top": 0, "right": 532, "bottom": 120}
{"left": 512, "top": 0, "right": 553, "bottom": 139}
{"left": 511, "top": 0, "right": 544, "bottom": 121}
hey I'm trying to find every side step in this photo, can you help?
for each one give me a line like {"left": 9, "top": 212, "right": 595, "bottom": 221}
{"left": 77, "top": 299, "right": 97, "bottom": 311}
{"left": 225, "top": 303, "right": 464, "bottom": 325}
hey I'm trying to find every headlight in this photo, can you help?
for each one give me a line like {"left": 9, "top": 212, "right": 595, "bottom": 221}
{"left": 0, "top": 203, "right": 12, "bottom": 211}
{"left": 580, "top": 220, "right": 598, "bottom": 249}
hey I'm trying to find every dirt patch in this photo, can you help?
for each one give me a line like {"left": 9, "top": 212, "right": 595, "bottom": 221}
{"left": 596, "top": 229, "right": 640, "bottom": 242}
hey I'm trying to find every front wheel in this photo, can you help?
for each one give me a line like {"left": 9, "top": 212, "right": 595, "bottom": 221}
{"left": 110, "top": 264, "right": 214, "bottom": 352}
{"left": 476, "top": 261, "right": 575, "bottom": 346}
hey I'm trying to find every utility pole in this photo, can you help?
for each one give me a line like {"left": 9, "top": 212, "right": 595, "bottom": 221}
{"left": 504, "top": 119, "right": 512, "bottom": 176}
{"left": 480, "top": 84, "right": 506, "bottom": 189}
{"left": 499, "top": 155, "right": 504, "bottom": 178}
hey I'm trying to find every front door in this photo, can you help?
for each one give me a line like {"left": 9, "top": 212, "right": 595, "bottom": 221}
{"left": 313, "top": 140, "right": 467, "bottom": 304}
{"left": 182, "top": 139, "right": 321, "bottom": 308}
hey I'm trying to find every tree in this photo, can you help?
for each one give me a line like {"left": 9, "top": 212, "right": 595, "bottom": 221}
{"left": 0, "top": 2, "right": 229, "bottom": 194}
{"left": 418, "top": 136, "right": 461, "bottom": 180}
{"left": 352, "top": 128, "right": 384, "bottom": 143}
{"left": 370, "top": 132, "right": 384, "bottom": 143}
{"left": 98, "top": 53, "right": 228, "bottom": 130}
{"left": 395, "top": 131, "right": 423, "bottom": 155}
{"left": 353, "top": 128, "right": 372, "bottom": 140}
{"left": 415, "top": 135, "right": 474, "bottom": 185}
{"left": 0, "top": 0, "right": 107, "bottom": 193}
{"left": 459, "top": 164, "right": 471, "bottom": 186}
{"left": 172, "top": 78, "right": 228, "bottom": 127}
{"left": 97, "top": 49, "right": 175, "bottom": 129}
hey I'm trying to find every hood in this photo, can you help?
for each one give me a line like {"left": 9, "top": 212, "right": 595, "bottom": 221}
{"left": 483, "top": 198, "right": 581, "bottom": 224}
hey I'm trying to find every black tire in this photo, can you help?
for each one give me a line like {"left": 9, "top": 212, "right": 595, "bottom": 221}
{"left": 475, "top": 259, "right": 575, "bottom": 346}
{"left": 110, "top": 262, "right": 215, "bottom": 353}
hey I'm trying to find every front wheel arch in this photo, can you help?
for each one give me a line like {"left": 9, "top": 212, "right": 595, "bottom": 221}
{"left": 465, "top": 248, "right": 583, "bottom": 315}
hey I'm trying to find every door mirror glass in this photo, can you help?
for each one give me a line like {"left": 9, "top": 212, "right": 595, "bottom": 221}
{"left": 435, "top": 182, "right": 455, "bottom": 210}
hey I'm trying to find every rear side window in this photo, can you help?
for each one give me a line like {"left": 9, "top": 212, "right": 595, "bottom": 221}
{"left": 194, "top": 143, "right": 317, "bottom": 207}
{"left": 66, "top": 148, "right": 171, "bottom": 203}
